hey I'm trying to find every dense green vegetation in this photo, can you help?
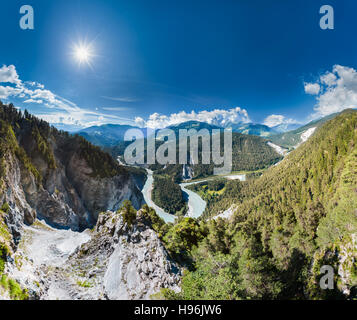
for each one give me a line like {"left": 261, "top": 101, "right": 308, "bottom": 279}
{"left": 0, "top": 210, "right": 28, "bottom": 300}
{"left": 0, "top": 274, "right": 29, "bottom": 300}
{"left": 269, "top": 113, "right": 336, "bottom": 149}
{"left": 118, "top": 202, "right": 205, "bottom": 263}
{"left": 162, "top": 217, "right": 206, "bottom": 261}
{"left": 31, "top": 126, "right": 56, "bottom": 169}
{"left": 140, "top": 204, "right": 168, "bottom": 238}
{"left": 108, "top": 128, "right": 282, "bottom": 182}
{"left": 139, "top": 204, "right": 206, "bottom": 263}
{"left": 119, "top": 200, "right": 138, "bottom": 227}
{"left": 0, "top": 243, "right": 9, "bottom": 274}
{"left": 76, "top": 135, "right": 128, "bottom": 179}
{"left": 0, "top": 101, "right": 130, "bottom": 181}
{"left": 187, "top": 178, "right": 245, "bottom": 220}
{"left": 153, "top": 132, "right": 282, "bottom": 181}
{"left": 0, "top": 119, "right": 42, "bottom": 184}
{"left": 151, "top": 175, "right": 186, "bottom": 214}
{"left": 156, "top": 109, "right": 357, "bottom": 299}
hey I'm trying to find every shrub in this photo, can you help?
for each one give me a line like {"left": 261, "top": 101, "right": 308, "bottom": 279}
{"left": 163, "top": 217, "right": 206, "bottom": 257}
{"left": 0, "top": 243, "right": 9, "bottom": 274}
{"left": 0, "top": 202, "right": 9, "bottom": 214}
{"left": 119, "top": 200, "right": 137, "bottom": 227}
{"left": 140, "top": 204, "right": 167, "bottom": 237}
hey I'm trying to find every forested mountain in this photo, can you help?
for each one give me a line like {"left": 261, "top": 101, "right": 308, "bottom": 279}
{"left": 151, "top": 132, "right": 282, "bottom": 182}
{"left": 165, "top": 120, "right": 222, "bottom": 134}
{"left": 228, "top": 123, "right": 275, "bottom": 137}
{"left": 77, "top": 116, "right": 342, "bottom": 158}
{"left": 269, "top": 113, "right": 337, "bottom": 149}
{"left": 0, "top": 102, "right": 144, "bottom": 231}
{"left": 270, "top": 122, "right": 301, "bottom": 133}
{"left": 77, "top": 124, "right": 146, "bottom": 147}
{"left": 79, "top": 120, "right": 302, "bottom": 155}
{"left": 1, "top": 102, "right": 356, "bottom": 300}
{"left": 157, "top": 109, "right": 357, "bottom": 299}
{"left": 79, "top": 121, "right": 220, "bottom": 148}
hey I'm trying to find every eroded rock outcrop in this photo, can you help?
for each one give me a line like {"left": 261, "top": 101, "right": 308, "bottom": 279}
{"left": 66, "top": 209, "right": 181, "bottom": 300}
{"left": 0, "top": 103, "right": 145, "bottom": 232}
{"left": 0, "top": 103, "right": 150, "bottom": 300}
{"left": 4, "top": 209, "right": 181, "bottom": 300}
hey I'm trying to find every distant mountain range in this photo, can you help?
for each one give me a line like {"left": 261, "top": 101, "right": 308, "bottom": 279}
{"left": 77, "top": 124, "right": 147, "bottom": 147}
{"left": 228, "top": 123, "right": 275, "bottom": 137}
{"left": 77, "top": 120, "right": 287, "bottom": 147}
{"left": 76, "top": 116, "right": 335, "bottom": 150}
{"left": 270, "top": 122, "right": 302, "bottom": 133}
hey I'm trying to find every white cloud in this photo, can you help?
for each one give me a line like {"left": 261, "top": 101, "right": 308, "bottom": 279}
{"left": 304, "top": 82, "right": 320, "bottom": 95}
{"left": 0, "top": 85, "right": 22, "bottom": 99}
{"left": 306, "top": 65, "right": 357, "bottom": 117}
{"left": 101, "top": 96, "right": 138, "bottom": 102}
{"left": 101, "top": 106, "right": 130, "bottom": 111}
{"left": 0, "top": 65, "right": 21, "bottom": 85}
{"left": 30, "top": 89, "right": 57, "bottom": 104}
{"left": 320, "top": 72, "right": 337, "bottom": 86}
{"left": 134, "top": 116, "right": 146, "bottom": 127}
{"left": 263, "top": 114, "right": 297, "bottom": 127}
{"left": 0, "top": 64, "right": 135, "bottom": 128}
{"left": 26, "top": 81, "right": 45, "bottom": 89}
{"left": 23, "top": 99, "right": 43, "bottom": 104}
{"left": 134, "top": 107, "right": 251, "bottom": 129}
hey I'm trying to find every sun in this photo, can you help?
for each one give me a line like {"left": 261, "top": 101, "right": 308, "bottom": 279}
{"left": 72, "top": 41, "right": 94, "bottom": 66}
{"left": 75, "top": 46, "right": 90, "bottom": 62}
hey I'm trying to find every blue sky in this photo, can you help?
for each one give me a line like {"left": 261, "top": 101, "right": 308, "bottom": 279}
{"left": 0, "top": 0, "right": 357, "bottom": 130}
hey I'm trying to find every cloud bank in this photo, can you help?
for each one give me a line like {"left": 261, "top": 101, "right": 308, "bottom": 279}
{"left": 263, "top": 114, "right": 297, "bottom": 128}
{"left": 305, "top": 65, "right": 357, "bottom": 117}
{"left": 134, "top": 107, "right": 250, "bottom": 129}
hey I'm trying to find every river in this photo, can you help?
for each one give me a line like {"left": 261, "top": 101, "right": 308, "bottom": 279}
{"left": 141, "top": 169, "right": 207, "bottom": 223}
{"left": 141, "top": 169, "right": 246, "bottom": 223}
{"left": 141, "top": 169, "right": 177, "bottom": 223}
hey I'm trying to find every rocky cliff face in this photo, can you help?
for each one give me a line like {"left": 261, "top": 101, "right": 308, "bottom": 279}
{"left": 68, "top": 209, "right": 181, "bottom": 300}
{"left": 2, "top": 145, "right": 144, "bottom": 234}
{"left": 0, "top": 103, "right": 168, "bottom": 300}
{"left": 3, "top": 209, "right": 180, "bottom": 300}
{"left": 0, "top": 103, "right": 145, "bottom": 233}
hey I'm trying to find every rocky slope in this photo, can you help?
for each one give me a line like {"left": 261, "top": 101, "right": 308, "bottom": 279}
{"left": 0, "top": 102, "right": 144, "bottom": 233}
{"left": 269, "top": 113, "right": 337, "bottom": 149}
{"left": 0, "top": 102, "right": 151, "bottom": 299}
{"left": 3, "top": 208, "right": 180, "bottom": 300}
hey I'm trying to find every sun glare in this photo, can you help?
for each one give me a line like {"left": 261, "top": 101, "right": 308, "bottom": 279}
{"left": 72, "top": 42, "right": 94, "bottom": 66}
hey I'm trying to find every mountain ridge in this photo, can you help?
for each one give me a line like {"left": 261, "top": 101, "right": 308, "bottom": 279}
{"left": 76, "top": 119, "right": 308, "bottom": 149}
{"left": 0, "top": 102, "right": 144, "bottom": 232}
{"left": 165, "top": 109, "right": 357, "bottom": 299}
